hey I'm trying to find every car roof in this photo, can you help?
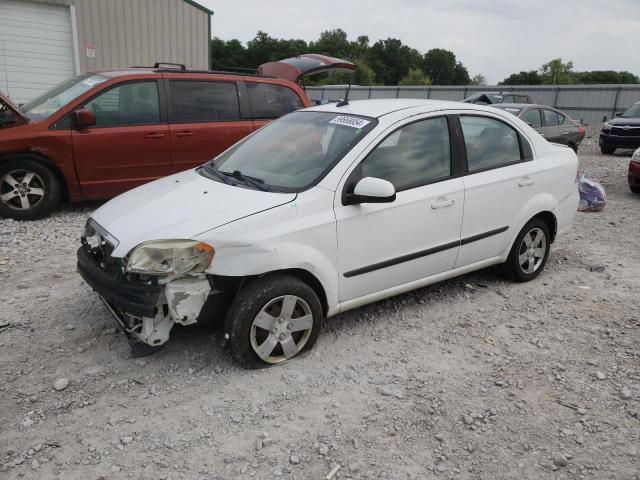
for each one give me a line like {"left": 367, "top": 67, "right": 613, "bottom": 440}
{"left": 494, "top": 103, "right": 551, "bottom": 109}
{"left": 305, "top": 98, "right": 498, "bottom": 118}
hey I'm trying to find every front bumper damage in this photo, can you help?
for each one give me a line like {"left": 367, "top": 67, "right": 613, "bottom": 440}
{"left": 77, "top": 245, "right": 211, "bottom": 346}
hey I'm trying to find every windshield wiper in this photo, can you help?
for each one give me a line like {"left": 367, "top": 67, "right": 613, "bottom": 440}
{"left": 204, "top": 161, "right": 232, "bottom": 185}
{"left": 221, "top": 169, "right": 270, "bottom": 191}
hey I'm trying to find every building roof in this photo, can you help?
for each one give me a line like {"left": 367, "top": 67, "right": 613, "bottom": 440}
{"left": 182, "top": 0, "right": 213, "bottom": 16}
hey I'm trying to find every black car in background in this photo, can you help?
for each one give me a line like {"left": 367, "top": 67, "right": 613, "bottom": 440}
{"left": 463, "top": 91, "right": 532, "bottom": 105}
{"left": 492, "top": 103, "right": 585, "bottom": 152}
{"left": 600, "top": 102, "right": 640, "bottom": 154}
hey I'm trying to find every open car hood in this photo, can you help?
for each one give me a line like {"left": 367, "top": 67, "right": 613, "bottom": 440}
{"left": 0, "top": 90, "right": 28, "bottom": 124}
{"left": 258, "top": 54, "right": 356, "bottom": 83}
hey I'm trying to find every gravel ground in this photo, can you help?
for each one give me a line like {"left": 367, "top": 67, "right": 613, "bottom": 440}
{"left": 1, "top": 125, "right": 639, "bottom": 480}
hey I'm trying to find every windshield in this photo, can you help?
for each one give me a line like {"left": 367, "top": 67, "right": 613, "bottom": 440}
{"left": 622, "top": 103, "right": 640, "bottom": 118}
{"left": 208, "top": 111, "right": 377, "bottom": 191}
{"left": 21, "top": 74, "right": 109, "bottom": 121}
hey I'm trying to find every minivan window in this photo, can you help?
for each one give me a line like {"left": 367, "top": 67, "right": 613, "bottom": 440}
{"left": 170, "top": 80, "right": 240, "bottom": 122}
{"left": 247, "top": 83, "right": 304, "bottom": 119}
{"left": 84, "top": 81, "right": 160, "bottom": 127}
{"left": 361, "top": 117, "right": 451, "bottom": 191}
{"left": 208, "top": 111, "right": 376, "bottom": 191}
{"left": 21, "top": 74, "right": 109, "bottom": 121}
{"left": 460, "top": 116, "right": 522, "bottom": 172}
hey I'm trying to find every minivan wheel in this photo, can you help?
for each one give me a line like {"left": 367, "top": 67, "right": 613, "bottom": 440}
{"left": 227, "top": 274, "right": 322, "bottom": 368}
{"left": 502, "top": 218, "right": 551, "bottom": 282}
{"left": 631, "top": 186, "right": 640, "bottom": 195}
{"left": 600, "top": 144, "right": 615, "bottom": 155}
{"left": 0, "top": 159, "right": 61, "bottom": 220}
{"left": 569, "top": 143, "right": 578, "bottom": 153}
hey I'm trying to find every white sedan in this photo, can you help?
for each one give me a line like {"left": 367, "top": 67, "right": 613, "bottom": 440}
{"left": 78, "top": 99, "right": 579, "bottom": 367}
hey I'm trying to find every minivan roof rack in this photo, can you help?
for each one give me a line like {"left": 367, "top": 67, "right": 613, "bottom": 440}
{"left": 129, "top": 62, "right": 270, "bottom": 78}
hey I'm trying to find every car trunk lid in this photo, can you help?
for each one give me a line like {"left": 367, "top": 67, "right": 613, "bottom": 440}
{"left": 257, "top": 54, "right": 356, "bottom": 83}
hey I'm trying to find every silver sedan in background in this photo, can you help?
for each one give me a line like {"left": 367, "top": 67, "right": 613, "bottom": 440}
{"left": 492, "top": 103, "right": 586, "bottom": 152}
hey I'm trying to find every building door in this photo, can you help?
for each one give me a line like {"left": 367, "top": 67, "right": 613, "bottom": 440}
{"left": 0, "top": 0, "right": 76, "bottom": 103}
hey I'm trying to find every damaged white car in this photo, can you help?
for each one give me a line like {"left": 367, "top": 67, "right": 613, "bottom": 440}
{"left": 78, "top": 99, "right": 579, "bottom": 367}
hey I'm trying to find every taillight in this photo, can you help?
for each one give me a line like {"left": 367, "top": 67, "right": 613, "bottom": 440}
{"left": 578, "top": 126, "right": 586, "bottom": 134}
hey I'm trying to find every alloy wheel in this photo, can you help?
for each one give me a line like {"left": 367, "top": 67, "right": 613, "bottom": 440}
{"left": 0, "top": 169, "right": 46, "bottom": 210}
{"left": 518, "top": 227, "right": 546, "bottom": 274}
{"left": 250, "top": 295, "right": 313, "bottom": 364}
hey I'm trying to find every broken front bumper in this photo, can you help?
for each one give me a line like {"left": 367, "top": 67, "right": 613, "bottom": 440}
{"left": 77, "top": 246, "right": 211, "bottom": 346}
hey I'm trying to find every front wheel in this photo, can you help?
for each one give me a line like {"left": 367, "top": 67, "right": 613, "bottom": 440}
{"left": 0, "top": 159, "right": 62, "bottom": 220}
{"left": 501, "top": 218, "right": 551, "bottom": 282}
{"left": 226, "top": 274, "right": 323, "bottom": 368}
{"left": 600, "top": 144, "right": 615, "bottom": 155}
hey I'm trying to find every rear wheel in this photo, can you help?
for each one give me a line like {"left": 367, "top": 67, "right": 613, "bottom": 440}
{"left": 569, "top": 143, "right": 578, "bottom": 153}
{"left": 226, "top": 274, "right": 322, "bottom": 368}
{"left": 0, "top": 159, "right": 61, "bottom": 220}
{"left": 631, "top": 186, "right": 640, "bottom": 195}
{"left": 600, "top": 144, "right": 615, "bottom": 155}
{"left": 502, "top": 218, "right": 551, "bottom": 282}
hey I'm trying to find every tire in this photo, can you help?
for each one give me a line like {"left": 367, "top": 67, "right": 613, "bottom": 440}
{"left": 226, "top": 274, "right": 323, "bottom": 368}
{"left": 631, "top": 186, "right": 640, "bottom": 195}
{"left": 501, "top": 218, "right": 551, "bottom": 282}
{"left": 600, "top": 144, "right": 615, "bottom": 155}
{"left": 569, "top": 143, "right": 578, "bottom": 153}
{"left": 0, "top": 158, "right": 61, "bottom": 220}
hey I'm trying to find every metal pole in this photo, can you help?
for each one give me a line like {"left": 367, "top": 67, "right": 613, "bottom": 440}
{"left": 611, "top": 86, "right": 621, "bottom": 119}
{"left": 368, "top": 87, "right": 372, "bottom": 99}
{"left": 553, "top": 87, "right": 560, "bottom": 108}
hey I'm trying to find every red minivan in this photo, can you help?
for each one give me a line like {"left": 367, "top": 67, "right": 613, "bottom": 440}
{"left": 0, "top": 55, "right": 355, "bottom": 220}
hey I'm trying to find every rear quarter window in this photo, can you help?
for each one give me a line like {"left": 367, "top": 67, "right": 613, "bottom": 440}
{"left": 247, "top": 82, "right": 304, "bottom": 119}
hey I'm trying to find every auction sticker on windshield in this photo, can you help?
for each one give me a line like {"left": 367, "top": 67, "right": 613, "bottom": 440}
{"left": 329, "top": 115, "right": 371, "bottom": 129}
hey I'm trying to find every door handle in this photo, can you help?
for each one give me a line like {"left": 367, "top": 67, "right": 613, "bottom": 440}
{"left": 145, "top": 132, "right": 165, "bottom": 138}
{"left": 430, "top": 198, "right": 454, "bottom": 209}
{"left": 518, "top": 177, "right": 535, "bottom": 187}
{"left": 562, "top": 131, "right": 569, "bottom": 135}
{"left": 175, "top": 131, "right": 194, "bottom": 137}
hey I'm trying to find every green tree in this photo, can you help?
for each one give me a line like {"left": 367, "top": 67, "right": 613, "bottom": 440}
{"left": 574, "top": 70, "right": 639, "bottom": 84}
{"left": 539, "top": 58, "right": 575, "bottom": 84}
{"left": 310, "top": 29, "right": 351, "bottom": 58}
{"left": 211, "top": 38, "right": 248, "bottom": 70}
{"left": 399, "top": 68, "right": 432, "bottom": 86}
{"left": 422, "top": 48, "right": 468, "bottom": 85}
{"left": 469, "top": 74, "right": 487, "bottom": 86}
{"left": 499, "top": 70, "right": 542, "bottom": 85}
{"left": 245, "top": 31, "right": 308, "bottom": 68}
{"left": 366, "top": 38, "right": 422, "bottom": 85}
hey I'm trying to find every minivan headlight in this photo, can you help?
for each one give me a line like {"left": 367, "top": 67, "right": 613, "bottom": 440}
{"left": 126, "top": 240, "right": 214, "bottom": 275}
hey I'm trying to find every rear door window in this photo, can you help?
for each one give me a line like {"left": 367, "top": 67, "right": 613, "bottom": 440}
{"left": 84, "top": 81, "right": 160, "bottom": 127}
{"left": 522, "top": 108, "right": 542, "bottom": 128}
{"left": 169, "top": 80, "right": 240, "bottom": 123}
{"left": 460, "top": 116, "right": 522, "bottom": 172}
{"left": 543, "top": 109, "right": 562, "bottom": 127}
{"left": 247, "top": 82, "right": 304, "bottom": 119}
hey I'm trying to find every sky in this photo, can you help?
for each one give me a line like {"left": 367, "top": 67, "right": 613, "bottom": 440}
{"left": 200, "top": 0, "right": 640, "bottom": 84}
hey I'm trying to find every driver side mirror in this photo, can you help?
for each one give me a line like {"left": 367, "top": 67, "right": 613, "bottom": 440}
{"left": 344, "top": 177, "right": 396, "bottom": 205}
{"left": 71, "top": 108, "right": 96, "bottom": 128}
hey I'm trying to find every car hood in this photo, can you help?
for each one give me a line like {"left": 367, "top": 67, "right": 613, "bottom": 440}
{"left": 608, "top": 117, "right": 640, "bottom": 127}
{"left": 258, "top": 54, "right": 356, "bottom": 83}
{"left": 0, "top": 89, "right": 28, "bottom": 125}
{"left": 90, "top": 168, "right": 296, "bottom": 257}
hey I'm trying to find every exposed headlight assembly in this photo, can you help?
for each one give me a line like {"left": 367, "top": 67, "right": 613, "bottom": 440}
{"left": 632, "top": 149, "right": 640, "bottom": 164}
{"left": 126, "top": 240, "right": 214, "bottom": 275}
{"left": 602, "top": 122, "right": 613, "bottom": 132}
